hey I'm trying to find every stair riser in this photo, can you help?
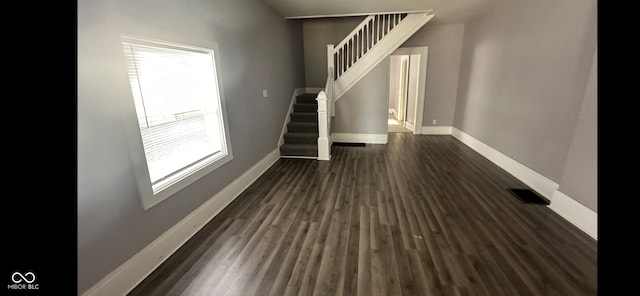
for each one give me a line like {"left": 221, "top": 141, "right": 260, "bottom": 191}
{"left": 287, "top": 124, "right": 318, "bottom": 133}
{"left": 294, "top": 104, "right": 317, "bottom": 113}
{"left": 296, "top": 96, "right": 317, "bottom": 104}
{"left": 284, "top": 135, "right": 318, "bottom": 144}
{"left": 290, "top": 113, "right": 317, "bottom": 122}
{"left": 279, "top": 147, "right": 318, "bottom": 157}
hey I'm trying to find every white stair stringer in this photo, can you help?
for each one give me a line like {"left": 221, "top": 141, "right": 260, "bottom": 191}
{"left": 334, "top": 12, "right": 434, "bottom": 101}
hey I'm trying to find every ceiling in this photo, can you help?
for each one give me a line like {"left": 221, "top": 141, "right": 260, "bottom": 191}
{"left": 263, "top": 0, "right": 501, "bottom": 24}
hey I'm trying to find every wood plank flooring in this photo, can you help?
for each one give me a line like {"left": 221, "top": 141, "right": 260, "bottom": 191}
{"left": 129, "top": 133, "right": 597, "bottom": 296}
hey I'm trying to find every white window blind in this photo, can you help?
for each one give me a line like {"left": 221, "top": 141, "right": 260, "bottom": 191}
{"left": 122, "top": 37, "right": 229, "bottom": 194}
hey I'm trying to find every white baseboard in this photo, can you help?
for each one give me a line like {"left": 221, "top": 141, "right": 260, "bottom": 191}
{"left": 450, "top": 127, "right": 598, "bottom": 240}
{"left": 81, "top": 149, "right": 281, "bottom": 296}
{"left": 421, "top": 126, "right": 452, "bottom": 135}
{"left": 388, "top": 108, "right": 398, "bottom": 117}
{"left": 549, "top": 190, "right": 598, "bottom": 240}
{"left": 332, "top": 133, "right": 388, "bottom": 144}
{"left": 404, "top": 121, "right": 415, "bottom": 131}
{"left": 451, "top": 127, "right": 558, "bottom": 199}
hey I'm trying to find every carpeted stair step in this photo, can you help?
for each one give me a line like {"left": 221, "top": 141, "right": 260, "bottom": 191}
{"left": 287, "top": 121, "right": 318, "bottom": 133}
{"left": 280, "top": 144, "right": 318, "bottom": 157}
{"left": 296, "top": 93, "right": 318, "bottom": 104}
{"left": 284, "top": 132, "right": 318, "bottom": 144}
{"left": 290, "top": 112, "right": 317, "bottom": 122}
{"left": 279, "top": 93, "right": 320, "bottom": 158}
{"left": 293, "top": 103, "right": 317, "bottom": 113}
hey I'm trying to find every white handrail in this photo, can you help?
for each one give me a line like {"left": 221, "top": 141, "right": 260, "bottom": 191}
{"left": 334, "top": 15, "right": 375, "bottom": 51}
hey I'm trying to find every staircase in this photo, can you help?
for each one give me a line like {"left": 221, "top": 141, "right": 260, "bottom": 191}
{"left": 331, "top": 12, "right": 434, "bottom": 101}
{"left": 279, "top": 93, "right": 319, "bottom": 158}
{"left": 279, "top": 11, "right": 435, "bottom": 160}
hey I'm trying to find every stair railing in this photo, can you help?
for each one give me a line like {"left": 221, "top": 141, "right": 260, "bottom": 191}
{"left": 331, "top": 13, "right": 407, "bottom": 80}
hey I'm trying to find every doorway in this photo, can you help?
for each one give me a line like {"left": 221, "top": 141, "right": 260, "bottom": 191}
{"left": 387, "top": 47, "right": 428, "bottom": 134}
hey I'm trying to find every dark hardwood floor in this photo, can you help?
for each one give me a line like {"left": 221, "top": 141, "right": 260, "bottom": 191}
{"left": 129, "top": 133, "right": 597, "bottom": 296}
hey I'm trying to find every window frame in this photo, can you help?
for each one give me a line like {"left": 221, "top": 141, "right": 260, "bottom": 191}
{"left": 121, "top": 34, "right": 233, "bottom": 211}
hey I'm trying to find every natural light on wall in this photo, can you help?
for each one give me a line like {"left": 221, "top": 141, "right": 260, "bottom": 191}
{"left": 122, "top": 35, "right": 232, "bottom": 209}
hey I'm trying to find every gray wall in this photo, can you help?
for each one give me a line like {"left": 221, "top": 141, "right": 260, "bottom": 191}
{"left": 332, "top": 57, "right": 390, "bottom": 134}
{"left": 401, "top": 24, "right": 465, "bottom": 127}
{"left": 302, "top": 16, "right": 365, "bottom": 87}
{"left": 453, "top": 0, "right": 597, "bottom": 183}
{"left": 77, "top": 0, "right": 305, "bottom": 293}
{"left": 558, "top": 49, "right": 597, "bottom": 211}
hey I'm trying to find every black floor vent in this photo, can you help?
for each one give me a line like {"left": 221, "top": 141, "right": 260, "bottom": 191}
{"left": 507, "top": 188, "right": 550, "bottom": 205}
{"left": 333, "top": 142, "right": 366, "bottom": 146}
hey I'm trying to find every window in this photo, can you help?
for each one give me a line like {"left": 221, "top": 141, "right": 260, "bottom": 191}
{"left": 122, "top": 35, "right": 232, "bottom": 210}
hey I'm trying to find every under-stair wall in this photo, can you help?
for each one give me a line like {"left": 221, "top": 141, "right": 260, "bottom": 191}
{"left": 331, "top": 57, "right": 390, "bottom": 140}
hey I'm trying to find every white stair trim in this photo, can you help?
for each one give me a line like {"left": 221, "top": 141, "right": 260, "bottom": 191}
{"left": 332, "top": 133, "right": 388, "bottom": 144}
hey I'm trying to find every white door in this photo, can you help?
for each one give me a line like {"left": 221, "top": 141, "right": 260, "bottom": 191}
{"left": 404, "top": 54, "right": 421, "bottom": 131}
{"left": 388, "top": 46, "right": 429, "bottom": 134}
{"left": 397, "top": 55, "right": 409, "bottom": 122}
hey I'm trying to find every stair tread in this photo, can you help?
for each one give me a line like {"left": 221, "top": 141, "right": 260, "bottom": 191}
{"left": 291, "top": 112, "right": 317, "bottom": 117}
{"left": 293, "top": 103, "right": 317, "bottom": 113}
{"left": 284, "top": 132, "right": 319, "bottom": 138}
{"left": 281, "top": 143, "right": 317, "bottom": 148}
{"left": 288, "top": 121, "right": 318, "bottom": 126}
{"left": 285, "top": 132, "right": 319, "bottom": 136}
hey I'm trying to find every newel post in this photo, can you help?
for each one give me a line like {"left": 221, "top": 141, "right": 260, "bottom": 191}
{"left": 316, "top": 91, "right": 331, "bottom": 161}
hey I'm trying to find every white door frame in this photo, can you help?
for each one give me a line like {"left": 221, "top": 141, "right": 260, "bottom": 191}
{"left": 397, "top": 55, "right": 409, "bottom": 123}
{"left": 390, "top": 46, "right": 428, "bottom": 135}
